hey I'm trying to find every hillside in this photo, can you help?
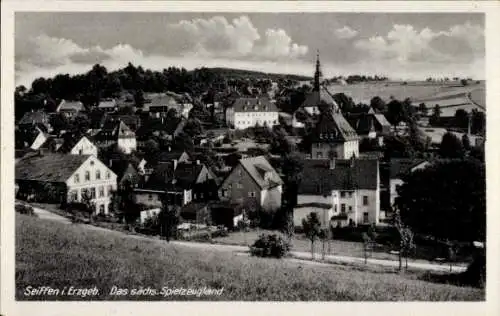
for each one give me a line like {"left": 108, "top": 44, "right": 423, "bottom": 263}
{"left": 16, "top": 214, "right": 484, "bottom": 301}
{"left": 196, "top": 67, "right": 312, "bottom": 81}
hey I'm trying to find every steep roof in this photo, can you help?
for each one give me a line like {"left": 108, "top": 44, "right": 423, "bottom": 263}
{"left": 144, "top": 161, "right": 205, "bottom": 191}
{"left": 116, "top": 121, "right": 135, "bottom": 138}
{"left": 155, "top": 151, "right": 190, "bottom": 163}
{"left": 98, "top": 99, "right": 117, "bottom": 109}
{"left": 298, "top": 158, "right": 378, "bottom": 194}
{"left": 59, "top": 100, "right": 84, "bottom": 112}
{"left": 390, "top": 158, "right": 429, "bottom": 179}
{"left": 18, "top": 111, "right": 50, "bottom": 126}
{"left": 301, "top": 87, "right": 339, "bottom": 109}
{"left": 57, "top": 135, "right": 94, "bottom": 153}
{"left": 110, "top": 160, "right": 138, "bottom": 181}
{"left": 239, "top": 156, "right": 283, "bottom": 190}
{"left": 373, "top": 113, "right": 392, "bottom": 127}
{"left": 313, "top": 111, "right": 359, "bottom": 143}
{"left": 16, "top": 154, "right": 90, "bottom": 183}
{"left": 231, "top": 97, "right": 278, "bottom": 113}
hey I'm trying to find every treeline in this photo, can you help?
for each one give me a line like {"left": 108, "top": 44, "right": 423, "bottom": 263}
{"left": 324, "top": 75, "right": 389, "bottom": 84}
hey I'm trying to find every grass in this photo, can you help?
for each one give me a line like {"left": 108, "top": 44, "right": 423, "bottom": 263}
{"left": 16, "top": 214, "right": 484, "bottom": 301}
{"left": 213, "top": 230, "right": 466, "bottom": 267}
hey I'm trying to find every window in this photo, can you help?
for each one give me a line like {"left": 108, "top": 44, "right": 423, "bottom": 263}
{"left": 81, "top": 188, "right": 89, "bottom": 198}
{"left": 106, "top": 171, "right": 111, "bottom": 179}
{"left": 99, "top": 205, "right": 105, "bottom": 214}
{"left": 237, "top": 182, "right": 243, "bottom": 189}
{"left": 69, "top": 190, "right": 78, "bottom": 202}
{"left": 316, "top": 152, "right": 323, "bottom": 159}
{"left": 363, "top": 196, "right": 369, "bottom": 206}
{"left": 148, "top": 194, "right": 153, "bottom": 201}
{"left": 90, "top": 188, "right": 96, "bottom": 199}
{"left": 363, "top": 212, "right": 369, "bottom": 223}
{"left": 99, "top": 186, "right": 104, "bottom": 197}
{"left": 349, "top": 206, "right": 352, "bottom": 212}
{"left": 85, "top": 171, "right": 90, "bottom": 181}
{"left": 108, "top": 185, "right": 113, "bottom": 196}
{"left": 248, "top": 191, "right": 256, "bottom": 197}
{"left": 228, "top": 184, "right": 232, "bottom": 190}
{"left": 341, "top": 204, "right": 346, "bottom": 213}
{"left": 96, "top": 170, "right": 101, "bottom": 180}
{"left": 340, "top": 191, "right": 346, "bottom": 198}
{"left": 90, "top": 160, "right": 94, "bottom": 166}
{"left": 348, "top": 192, "right": 353, "bottom": 198}
{"left": 74, "top": 174, "right": 80, "bottom": 183}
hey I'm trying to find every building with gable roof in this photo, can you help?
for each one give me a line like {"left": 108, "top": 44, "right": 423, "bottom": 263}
{"left": 15, "top": 153, "right": 117, "bottom": 214}
{"left": 225, "top": 97, "right": 279, "bottom": 129}
{"left": 295, "top": 157, "right": 380, "bottom": 228}
{"left": 218, "top": 156, "right": 283, "bottom": 211}
{"left": 311, "top": 109, "right": 360, "bottom": 160}
{"left": 94, "top": 120, "right": 137, "bottom": 154}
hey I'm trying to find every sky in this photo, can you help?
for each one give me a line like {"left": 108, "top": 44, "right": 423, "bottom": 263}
{"left": 15, "top": 12, "right": 485, "bottom": 88}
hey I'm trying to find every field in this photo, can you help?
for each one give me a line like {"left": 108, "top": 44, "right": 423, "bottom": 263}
{"left": 16, "top": 214, "right": 484, "bottom": 301}
{"left": 326, "top": 81, "right": 486, "bottom": 116}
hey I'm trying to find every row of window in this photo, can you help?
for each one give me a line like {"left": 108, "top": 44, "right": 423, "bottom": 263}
{"left": 68, "top": 185, "right": 114, "bottom": 201}
{"left": 237, "top": 112, "right": 275, "bottom": 117}
{"left": 220, "top": 189, "right": 256, "bottom": 198}
{"left": 74, "top": 169, "right": 111, "bottom": 183}
{"left": 236, "top": 120, "right": 277, "bottom": 125}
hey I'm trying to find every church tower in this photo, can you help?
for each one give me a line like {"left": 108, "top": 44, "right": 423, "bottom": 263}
{"left": 313, "top": 50, "right": 323, "bottom": 92}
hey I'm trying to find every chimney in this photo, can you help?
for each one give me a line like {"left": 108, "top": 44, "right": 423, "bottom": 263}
{"left": 168, "top": 146, "right": 171, "bottom": 152}
{"left": 173, "top": 159, "right": 178, "bottom": 170}
{"left": 109, "top": 159, "right": 113, "bottom": 167}
{"left": 196, "top": 159, "right": 200, "bottom": 165}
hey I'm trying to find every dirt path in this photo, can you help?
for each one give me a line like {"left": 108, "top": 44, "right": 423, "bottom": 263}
{"left": 31, "top": 206, "right": 467, "bottom": 273}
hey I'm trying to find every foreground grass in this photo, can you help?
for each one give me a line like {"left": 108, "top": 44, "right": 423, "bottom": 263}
{"left": 16, "top": 214, "right": 484, "bottom": 301}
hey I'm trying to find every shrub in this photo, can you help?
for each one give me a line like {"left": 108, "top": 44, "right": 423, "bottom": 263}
{"left": 249, "top": 233, "right": 290, "bottom": 259}
{"left": 15, "top": 203, "right": 36, "bottom": 216}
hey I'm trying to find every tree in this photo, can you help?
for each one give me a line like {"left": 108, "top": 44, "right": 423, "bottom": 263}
{"left": 461, "top": 79, "right": 469, "bottom": 86}
{"left": 393, "top": 209, "right": 416, "bottom": 271}
{"left": 370, "top": 96, "right": 386, "bottom": 113}
{"left": 332, "top": 93, "right": 355, "bottom": 114}
{"left": 118, "top": 179, "right": 141, "bottom": 229}
{"left": 418, "top": 103, "right": 428, "bottom": 116}
{"left": 81, "top": 190, "right": 95, "bottom": 223}
{"left": 430, "top": 104, "right": 441, "bottom": 125}
{"left": 396, "top": 159, "right": 485, "bottom": 243}
{"left": 302, "top": 212, "right": 322, "bottom": 259}
{"left": 319, "top": 228, "right": 330, "bottom": 260}
{"left": 386, "top": 99, "right": 406, "bottom": 127}
{"left": 362, "top": 232, "right": 372, "bottom": 264}
{"left": 439, "top": 132, "right": 464, "bottom": 158}
{"left": 159, "top": 194, "right": 180, "bottom": 242}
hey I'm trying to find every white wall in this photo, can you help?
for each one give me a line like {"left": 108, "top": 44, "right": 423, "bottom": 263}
{"left": 117, "top": 137, "right": 137, "bottom": 154}
{"left": 66, "top": 156, "right": 117, "bottom": 214}
{"left": 233, "top": 111, "right": 279, "bottom": 130}
{"left": 30, "top": 133, "right": 47, "bottom": 150}
{"left": 70, "top": 137, "right": 98, "bottom": 156}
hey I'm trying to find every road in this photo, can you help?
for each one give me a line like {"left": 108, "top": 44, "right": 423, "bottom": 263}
{"left": 30, "top": 206, "right": 467, "bottom": 273}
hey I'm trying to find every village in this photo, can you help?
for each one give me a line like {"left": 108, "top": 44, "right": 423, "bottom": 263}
{"left": 13, "top": 53, "right": 486, "bottom": 299}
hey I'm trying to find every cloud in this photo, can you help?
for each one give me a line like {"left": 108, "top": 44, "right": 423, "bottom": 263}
{"left": 354, "top": 21, "right": 484, "bottom": 65}
{"left": 167, "top": 15, "right": 308, "bottom": 60}
{"left": 334, "top": 26, "right": 358, "bottom": 39}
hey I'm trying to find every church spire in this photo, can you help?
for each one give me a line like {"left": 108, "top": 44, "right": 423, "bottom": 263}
{"left": 313, "top": 50, "right": 322, "bottom": 91}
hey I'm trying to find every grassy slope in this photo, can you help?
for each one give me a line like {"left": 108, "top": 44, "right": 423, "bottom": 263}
{"left": 16, "top": 214, "right": 484, "bottom": 301}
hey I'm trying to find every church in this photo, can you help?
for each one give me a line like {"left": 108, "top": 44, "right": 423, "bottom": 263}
{"left": 296, "top": 52, "right": 360, "bottom": 159}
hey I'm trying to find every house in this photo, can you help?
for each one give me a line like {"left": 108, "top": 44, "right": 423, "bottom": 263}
{"left": 225, "top": 97, "right": 279, "bottom": 130}
{"left": 18, "top": 111, "right": 52, "bottom": 132}
{"left": 146, "top": 93, "right": 193, "bottom": 118}
{"left": 347, "top": 108, "right": 391, "bottom": 143}
{"left": 57, "top": 135, "right": 98, "bottom": 156}
{"left": 389, "top": 159, "right": 430, "bottom": 207}
{"left": 311, "top": 110, "right": 360, "bottom": 160}
{"left": 15, "top": 126, "right": 48, "bottom": 150}
{"left": 15, "top": 153, "right": 117, "bottom": 214}
{"left": 218, "top": 156, "right": 283, "bottom": 211}
{"left": 94, "top": 120, "right": 137, "bottom": 154}
{"left": 294, "top": 157, "right": 380, "bottom": 228}
{"left": 107, "top": 114, "right": 141, "bottom": 131}
{"left": 109, "top": 159, "right": 140, "bottom": 190}
{"left": 155, "top": 150, "right": 191, "bottom": 165}
{"left": 134, "top": 161, "right": 193, "bottom": 208}
{"left": 56, "top": 100, "right": 85, "bottom": 118}
{"left": 98, "top": 99, "right": 118, "bottom": 113}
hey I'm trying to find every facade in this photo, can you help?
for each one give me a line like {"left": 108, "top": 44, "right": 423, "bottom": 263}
{"left": 15, "top": 153, "right": 117, "bottom": 214}
{"left": 311, "top": 112, "right": 360, "bottom": 159}
{"left": 347, "top": 108, "right": 392, "bottom": 143}
{"left": 294, "top": 158, "right": 380, "bottom": 228}
{"left": 218, "top": 156, "right": 283, "bottom": 211}
{"left": 98, "top": 99, "right": 118, "bottom": 113}
{"left": 225, "top": 97, "right": 279, "bottom": 130}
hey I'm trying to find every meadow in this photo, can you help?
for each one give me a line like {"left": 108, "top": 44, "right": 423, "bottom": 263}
{"left": 16, "top": 214, "right": 484, "bottom": 301}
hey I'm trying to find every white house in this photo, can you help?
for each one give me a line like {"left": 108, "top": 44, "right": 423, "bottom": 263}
{"left": 294, "top": 158, "right": 380, "bottom": 228}
{"left": 15, "top": 153, "right": 117, "bottom": 214}
{"left": 225, "top": 97, "right": 279, "bottom": 130}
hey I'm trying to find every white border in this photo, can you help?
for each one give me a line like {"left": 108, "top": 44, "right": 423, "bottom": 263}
{"left": 2, "top": 2, "right": 500, "bottom": 316}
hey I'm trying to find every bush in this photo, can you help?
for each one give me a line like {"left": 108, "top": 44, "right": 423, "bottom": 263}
{"left": 15, "top": 203, "right": 36, "bottom": 216}
{"left": 249, "top": 233, "right": 290, "bottom": 259}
